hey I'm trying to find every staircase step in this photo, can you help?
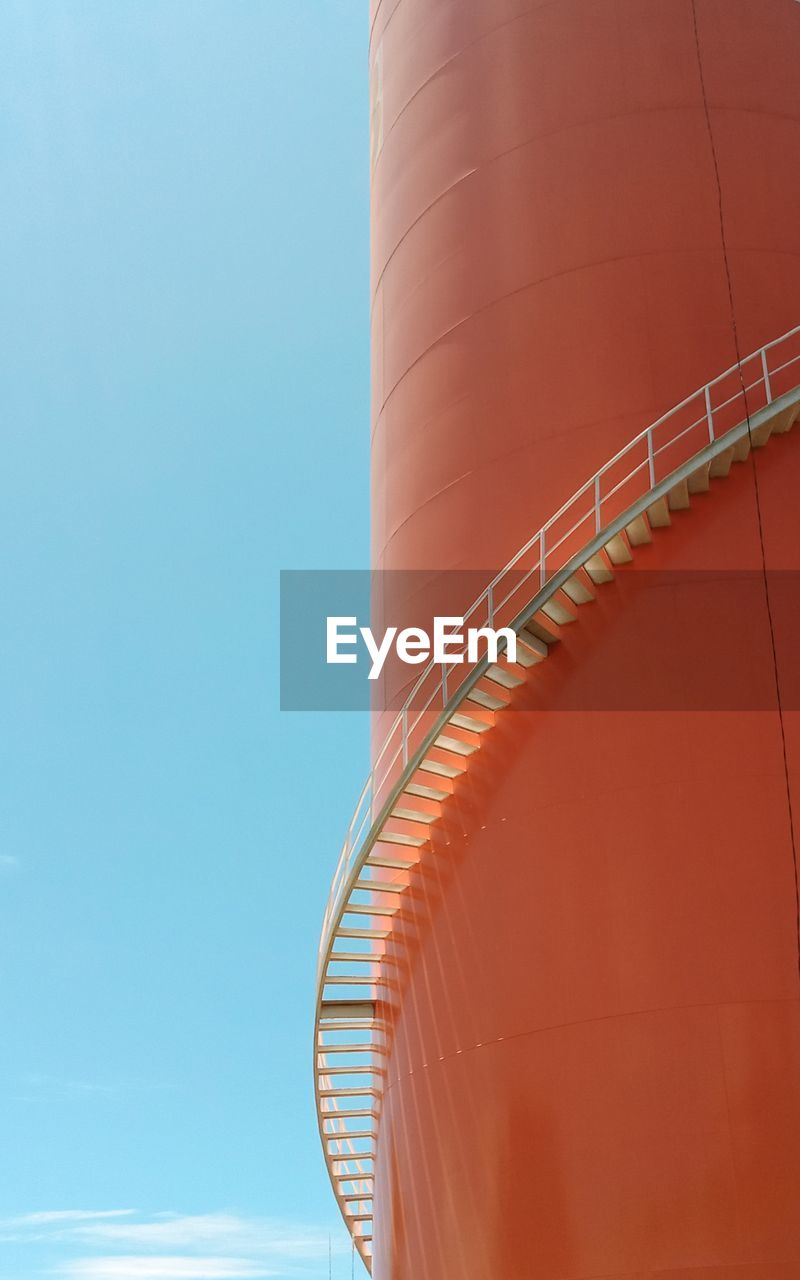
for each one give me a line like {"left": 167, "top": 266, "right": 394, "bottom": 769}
{"left": 524, "top": 615, "right": 559, "bottom": 644}
{"left": 336, "top": 927, "right": 391, "bottom": 942}
{"left": 435, "top": 726, "right": 481, "bottom": 756}
{"left": 354, "top": 878, "right": 407, "bottom": 896}
{"left": 540, "top": 592, "right": 577, "bottom": 625}
{"left": 770, "top": 404, "right": 799, "bottom": 434}
{"left": 420, "top": 746, "right": 469, "bottom": 777}
{"left": 320, "top": 1000, "right": 377, "bottom": 1021}
{"left": 321, "top": 1070, "right": 379, "bottom": 1090}
{"left": 319, "top": 1044, "right": 381, "bottom": 1056}
{"left": 324, "top": 973, "right": 377, "bottom": 986}
{"left": 324, "top": 953, "right": 382, "bottom": 968}
{"left": 732, "top": 434, "right": 751, "bottom": 462}
{"left": 515, "top": 627, "right": 549, "bottom": 666}
{"left": 485, "top": 661, "right": 525, "bottom": 689}
{"left": 466, "top": 685, "right": 505, "bottom": 712}
{"left": 625, "top": 513, "right": 651, "bottom": 547}
{"left": 647, "top": 495, "right": 671, "bottom": 528}
{"left": 320, "top": 1087, "right": 380, "bottom": 1100}
{"left": 366, "top": 845, "right": 419, "bottom": 870}
{"left": 449, "top": 703, "right": 495, "bottom": 734}
{"left": 668, "top": 477, "right": 691, "bottom": 510}
{"left": 467, "top": 675, "right": 513, "bottom": 710}
{"left": 405, "top": 769, "right": 454, "bottom": 800}
{"left": 321, "top": 1071, "right": 381, "bottom": 1086}
{"left": 344, "top": 901, "right": 398, "bottom": 918}
{"left": 561, "top": 570, "right": 596, "bottom": 604}
{"left": 378, "top": 824, "right": 428, "bottom": 847}
{"left": 584, "top": 550, "right": 615, "bottom": 583}
{"left": 750, "top": 419, "right": 773, "bottom": 447}
{"left": 604, "top": 531, "right": 633, "bottom": 565}
{"left": 321, "top": 1107, "right": 378, "bottom": 1119}
{"left": 709, "top": 446, "right": 734, "bottom": 478}
{"left": 391, "top": 793, "right": 442, "bottom": 823}
{"left": 688, "top": 461, "right": 711, "bottom": 494}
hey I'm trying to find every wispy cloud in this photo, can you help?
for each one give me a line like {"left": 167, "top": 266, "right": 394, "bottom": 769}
{"left": 2, "top": 1210, "right": 343, "bottom": 1279}
{"left": 15, "top": 1073, "right": 172, "bottom": 1105}
{"left": 20, "top": 1073, "right": 120, "bottom": 1099}
{"left": 69, "top": 1214, "right": 332, "bottom": 1260}
{"left": 0, "top": 1210, "right": 137, "bottom": 1244}
{"left": 10, "top": 1211, "right": 136, "bottom": 1226}
{"left": 59, "top": 1259, "right": 275, "bottom": 1280}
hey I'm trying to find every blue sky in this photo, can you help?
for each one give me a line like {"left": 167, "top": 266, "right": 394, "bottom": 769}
{"left": 0, "top": 3, "right": 369, "bottom": 1277}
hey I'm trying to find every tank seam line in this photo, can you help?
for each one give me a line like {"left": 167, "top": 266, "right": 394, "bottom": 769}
{"left": 371, "top": 103, "right": 800, "bottom": 314}
{"left": 375, "top": 410, "right": 656, "bottom": 548}
{"left": 373, "top": 1, "right": 571, "bottom": 150}
{"left": 383, "top": 995, "right": 800, "bottom": 1094}
{"left": 369, "top": 0, "right": 551, "bottom": 62}
{"left": 373, "top": 247, "right": 800, "bottom": 425}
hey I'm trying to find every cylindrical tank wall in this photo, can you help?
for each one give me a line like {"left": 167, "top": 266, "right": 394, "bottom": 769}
{"left": 371, "top": 450, "right": 800, "bottom": 1277}
{"left": 368, "top": 1, "right": 800, "bottom": 1276}
{"left": 370, "top": 0, "right": 800, "bottom": 576}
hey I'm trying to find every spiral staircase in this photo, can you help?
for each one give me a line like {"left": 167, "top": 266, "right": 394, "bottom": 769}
{"left": 313, "top": 325, "right": 800, "bottom": 1271}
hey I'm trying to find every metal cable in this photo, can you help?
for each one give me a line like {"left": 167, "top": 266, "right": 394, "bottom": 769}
{"left": 690, "top": 0, "right": 800, "bottom": 989}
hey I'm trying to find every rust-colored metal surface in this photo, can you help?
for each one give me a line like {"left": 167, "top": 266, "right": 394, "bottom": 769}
{"left": 368, "top": 1, "right": 800, "bottom": 1276}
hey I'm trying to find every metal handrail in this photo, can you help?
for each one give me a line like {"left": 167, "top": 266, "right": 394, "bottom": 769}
{"left": 317, "top": 324, "right": 800, "bottom": 979}
{"left": 315, "top": 326, "right": 800, "bottom": 1269}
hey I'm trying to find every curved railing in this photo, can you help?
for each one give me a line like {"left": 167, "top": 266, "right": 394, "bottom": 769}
{"left": 314, "top": 323, "right": 800, "bottom": 1268}
{"left": 317, "top": 324, "right": 800, "bottom": 979}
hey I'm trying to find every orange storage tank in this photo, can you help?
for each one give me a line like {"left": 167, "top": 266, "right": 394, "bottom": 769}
{"left": 367, "top": 1, "right": 800, "bottom": 1277}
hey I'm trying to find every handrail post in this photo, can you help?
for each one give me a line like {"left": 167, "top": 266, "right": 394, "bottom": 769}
{"left": 704, "top": 384, "right": 714, "bottom": 443}
{"left": 539, "top": 529, "right": 546, "bottom": 588}
{"left": 441, "top": 666, "right": 448, "bottom": 705}
{"left": 401, "top": 707, "right": 408, "bottom": 767}
{"left": 594, "top": 475, "right": 601, "bottom": 534}
{"left": 761, "top": 346, "right": 773, "bottom": 403}
{"left": 646, "top": 430, "right": 655, "bottom": 488}
{"left": 487, "top": 585, "right": 494, "bottom": 627}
